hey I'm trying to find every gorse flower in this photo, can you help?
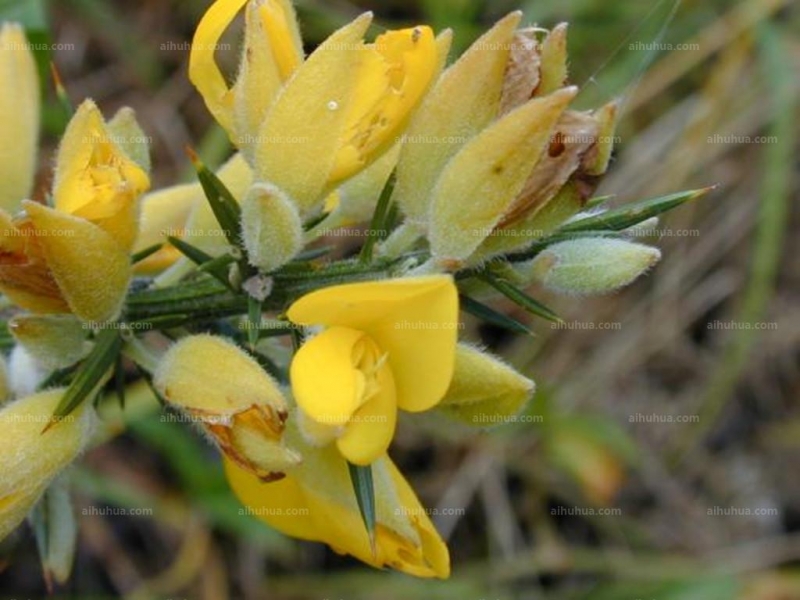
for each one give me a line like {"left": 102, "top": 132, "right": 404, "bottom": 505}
{"left": 386, "top": 15, "right": 619, "bottom": 267}
{"left": 287, "top": 276, "right": 459, "bottom": 465}
{"left": 190, "top": 0, "right": 440, "bottom": 215}
{"left": 0, "top": 101, "right": 150, "bottom": 323}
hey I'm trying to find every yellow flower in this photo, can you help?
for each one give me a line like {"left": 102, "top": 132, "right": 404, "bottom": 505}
{"left": 0, "top": 22, "right": 40, "bottom": 215}
{"left": 225, "top": 418, "right": 450, "bottom": 578}
{"left": 0, "top": 101, "right": 150, "bottom": 322}
{"left": 0, "top": 390, "right": 96, "bottom": 542}
{"left": 388, "top": 16, "right": 618, "bottom": 266}
{"left": 154, "top": 335, "right": 301, "bottom": 481}
{"left": 287, "top": 275, "right": 458, "bottom": 465}
{"left": 190, "top": 0, "right": 440, "bottom": 215}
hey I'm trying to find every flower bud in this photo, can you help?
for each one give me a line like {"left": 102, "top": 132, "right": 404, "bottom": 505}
{"left": 154, "top": 335, "right": 301, "bottom": 481}
{"left": 0, "top": 390, "right": 96, "bottom": 541}
{"left": 0, "top": 23, "right": 39, "bottom": 214}
{"left": 437, "top": 344, "right": 534, "bottom": 426}
{"left": 241, "top": 182, "right": 303, "bottom": 272}
{"left": 524, "top": 238, "right": 661, "bottom": 296}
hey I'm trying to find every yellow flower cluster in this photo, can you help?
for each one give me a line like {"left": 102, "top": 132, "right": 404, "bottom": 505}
{"left": 0, "top": 0, "right": 652, "bottom": 582}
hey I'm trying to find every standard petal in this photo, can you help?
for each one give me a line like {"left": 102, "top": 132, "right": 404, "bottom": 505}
{"left": 23, "top": 201, "right": 131, "bottom": 323}
{"left": 188, "top": 0, "right": 248, "bottom": 136}
{"left": 287, "top": 276, "right": 458, "bottom": 412}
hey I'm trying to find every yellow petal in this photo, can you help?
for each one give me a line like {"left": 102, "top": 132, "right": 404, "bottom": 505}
{"left": 0, "top": 23, "right": 39, "bottom": 214}
{"left": 290, "top": 327, "right": 369, "bottom": 424}
{"left": 188, "top": 0, "right": 248, "bottom": 137}
{"left": 0, "top": 390, "right": 95, "bottom": 542}
{"left": 254, "top": 13, "right": 373, "bottom": 215}
{"left": 52, "top": 100, "right": 150, "bottom": 250}
{"left": 429, "top": 87, "right": 576, "bottom": 262}
{"left": 287, "top": 276, "right": 458, "bottom": 412}
{"left": 329, "top": 26, "right": 438, "bottom": 184}
{"left": 224, "top": 428, "right": 449, "bottom": 577}
{"left": 392, "top": 12, "right": 521, "bottom": 225}
{"left": 233, "top": 0, "right": 303, "bottom": 158}
{"left": 335, "top": 356, "right": 397, "bottom": 466}
{"left": 23, "top": 201, "right": 131, "bottom": 323}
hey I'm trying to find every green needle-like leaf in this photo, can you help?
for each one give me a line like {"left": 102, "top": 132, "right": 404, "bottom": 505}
{"left": 559, "top": 187, "right": 715, "bottom": 234}
{"left": 459, "top": 294, "right": 532, "bottom": 335}
{"left": 480, "top": 274, "right": 562, "bottom": 324}
{"left": 46, "top": 329, "right": 122, "bottom": 429}
{"left": 188, "top": 148, "right": 243, "bottom": 249}
{"left": 348, "top": 462, "right": 377, "bottom": 555}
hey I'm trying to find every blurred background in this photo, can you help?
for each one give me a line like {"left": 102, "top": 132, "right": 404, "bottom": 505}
{"left": 0, "top": 0, "right": 797, "bottom": 598}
